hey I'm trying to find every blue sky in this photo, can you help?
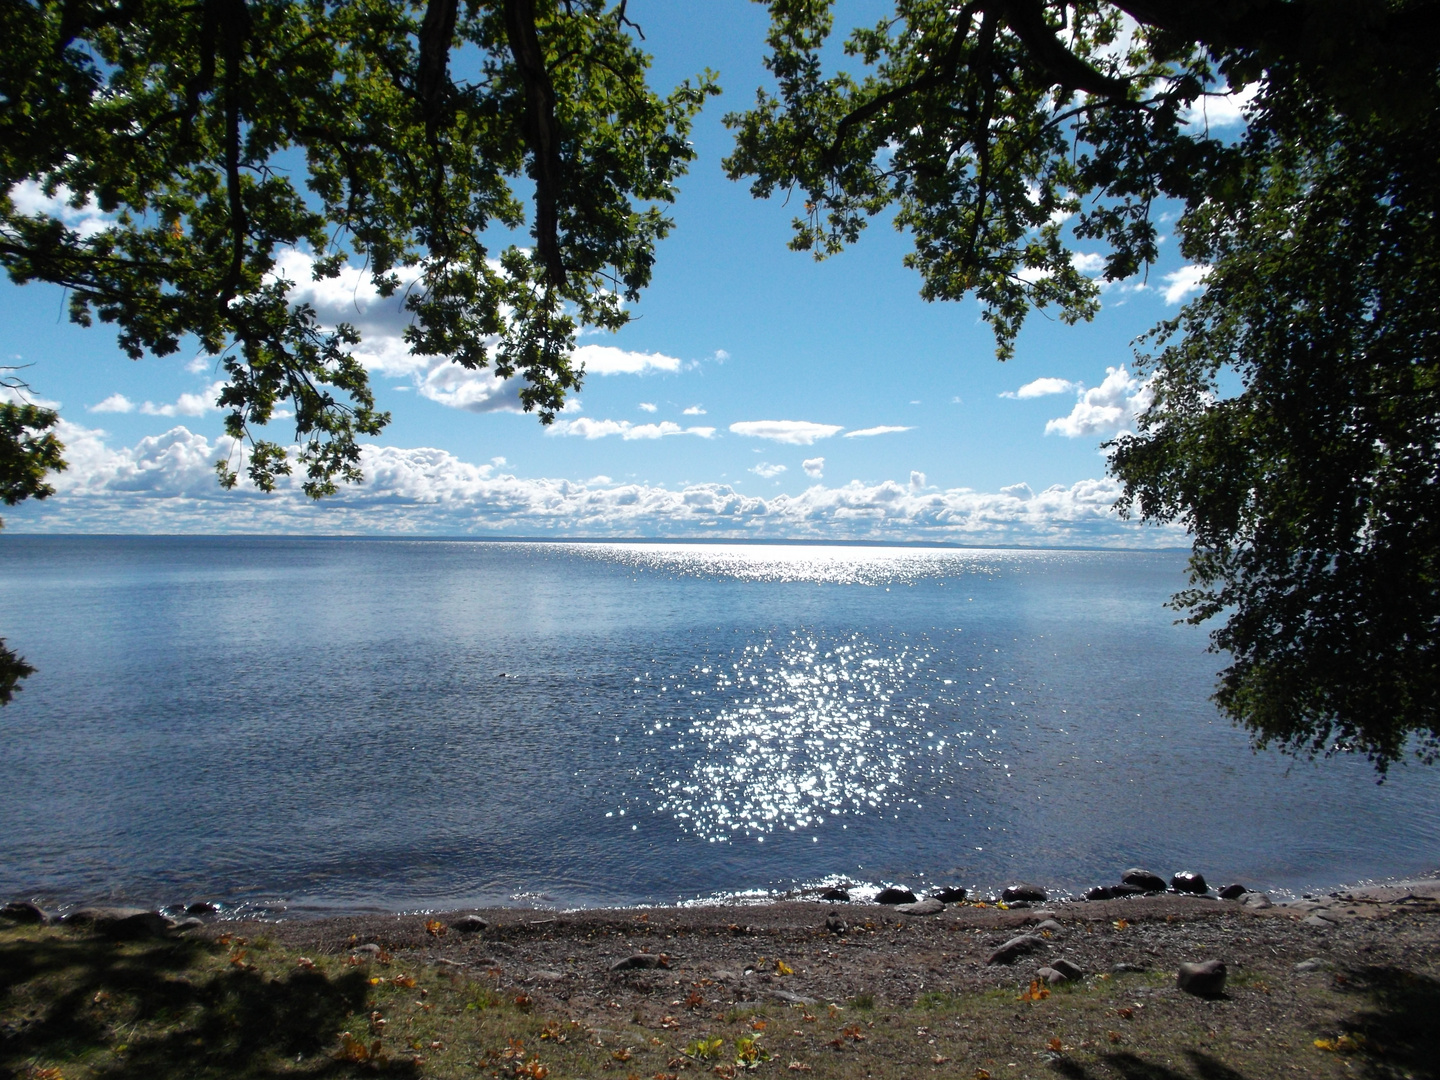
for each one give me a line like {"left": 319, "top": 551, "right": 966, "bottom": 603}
{"left": 0, "top": 2, "right": 1236, "bottom": 543}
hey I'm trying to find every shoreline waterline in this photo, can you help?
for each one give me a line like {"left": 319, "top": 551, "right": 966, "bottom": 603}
{"left": 9, "top": 868, "right": 1439, "bottom": 925}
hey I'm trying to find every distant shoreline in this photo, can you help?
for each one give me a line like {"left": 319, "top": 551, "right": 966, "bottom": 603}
{"left": 0, "top": 531, "right": 1195, "bottom": 553}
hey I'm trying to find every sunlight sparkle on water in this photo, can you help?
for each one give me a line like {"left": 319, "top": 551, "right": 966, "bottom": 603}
{"left": 635, "top": 631, "right": 987, "bottom": 839}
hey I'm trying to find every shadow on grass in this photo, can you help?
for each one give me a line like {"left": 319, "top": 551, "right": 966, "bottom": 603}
{"left": 1332, "top": 964, "right": 1440, "bottom": 1080}
{"left": 1051, "top": 1050, "right": 1250, "bottom": 1080}
{"left": 1049, "top": 963, "right": 1440, "bottom": 1080}
{"left": 0, "top": 930, "right": 411, "bottom": 1078}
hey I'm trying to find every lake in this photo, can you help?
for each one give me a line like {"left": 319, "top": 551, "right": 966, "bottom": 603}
{"left": 1, "top": 536, "right": 1436, "bottom": 915}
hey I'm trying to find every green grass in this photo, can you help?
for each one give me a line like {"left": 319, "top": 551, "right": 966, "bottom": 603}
{"left": 3, "top": 923, "right": 1435, "bottom": 1080}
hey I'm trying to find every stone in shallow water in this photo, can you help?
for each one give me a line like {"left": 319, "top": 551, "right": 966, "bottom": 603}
{"left": 1, "top": 901, "right": 51, "bottom": 924}
{"left": 820, "top": 887, "right": 851, "bottom": 902}
{"left": 1177, "top": 959, "right": 1227, "bottom": 997}
{"left": 1171, "top": 871, "right": 1208, "bottom": 895}
{"left": 1002, "top": 882, "right": 1048, "bottom": 903}
{"left": 1121, "top": 868, "right": 1168, "bottom": 893}
{"left": 931, "top": 886, "right": 968, "bottom": 903}
{"left": 1088, "top": 883, "right": 1144, "bottom": 900}
{"left": 875, "top": 886, "right": 918, "bottom": 905}
{"left": 1218, "top": 883, "right": 1247, "bottom": 900}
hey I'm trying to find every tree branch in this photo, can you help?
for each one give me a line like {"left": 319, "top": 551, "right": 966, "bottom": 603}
{"left": 503, "top": 0, "right": 567, "bottom": 287}
{"left": 418, "top": 0, "right": 458, "bottom": 126}
{"left": 992, "top": 0, "right": 1131, "bottom": 100}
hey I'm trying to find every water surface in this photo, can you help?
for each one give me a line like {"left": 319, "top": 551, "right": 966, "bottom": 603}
{"left": 1, "top": 536, "right": 1435, "bottom": 914}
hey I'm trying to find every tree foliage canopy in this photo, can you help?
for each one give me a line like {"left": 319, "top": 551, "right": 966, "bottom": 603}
{"left": 725, "top": 0, "right": 1440, "bottom": 771}
{"left": 0, "top": 379, "right": 63, "bottom": 701}
{"left": 1, "top": 0, "right": 715, "bottom": 495}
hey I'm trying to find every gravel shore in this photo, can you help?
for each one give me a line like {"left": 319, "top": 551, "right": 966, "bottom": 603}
{"left": 227, "top": 877, "right": 1440, "bottom": 1024}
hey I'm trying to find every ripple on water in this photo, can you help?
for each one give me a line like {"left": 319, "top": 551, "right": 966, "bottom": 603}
{"left": 630, "top": 629, "right": 1007, "bottom": 840}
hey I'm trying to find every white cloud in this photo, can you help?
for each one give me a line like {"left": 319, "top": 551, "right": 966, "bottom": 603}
{"left": 842, "top": 425, "right": 913, "bottom": 438}
{"left": 84, "top": 382, "right": 225, "bottom": 418}
{"left": 638, "top": 402, "right": 658, "bottom": 412}
{"left": 1162, "top": 264, "right": 1210, "bottom": 305}
{"left": 138, "top": 382, "right": 224, "bottom": 418}
{"left": 6, "top": 180, "right": 111, "bottom": 239}
{"left": 1182, "top": 83, "right": 1258, "bottom": 130}
{"left": 574, "top": 344, "right": 682, "bottom": 376}
{"left": 713, "top": 350, "right": 730, "bottom": 362}
{"left": 909, "top": 471, "right": 926, "bottom": 490}
{"left": 750, "top": 462, "right": 786, "bottom": 479}
{"left": 802, "top": 457, "right": 825, "bottom": 479}
{"left": 548, "top": 418, "right": 715, "bottom": 441}
{"left": 730, "top": 420, "right": 843, "bottom": 446}
{"left": 1045, "top": 366, "right": 1153, "bottom": 438}
{"left": 683, "top": 405, "right": 706, "bottom": 416}
{"left": 1001, "top": 377, "right": 1076, "bottom": 400}
{"left": 89, "top": 394, "right": 135, "bottom": 414}
{"left": 8, "top": 423, "right": 1185, "bottom": 547}
{"left": 1071, "top": 252, "right": 1107, "bottom": 274}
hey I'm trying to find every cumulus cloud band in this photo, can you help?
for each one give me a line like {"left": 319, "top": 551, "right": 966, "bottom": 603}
{"left": 9, "top": 419, "right": 1183, "bottom": 547}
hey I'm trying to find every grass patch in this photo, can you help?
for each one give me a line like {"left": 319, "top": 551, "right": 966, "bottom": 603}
{"left": 3, "top": 923, "right": 1431, "bottom": 1080}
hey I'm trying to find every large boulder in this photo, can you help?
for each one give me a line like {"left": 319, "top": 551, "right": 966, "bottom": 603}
{"left": 1038, "top": 958, "right": 1086, "bottom": 984}
{"left": 895, "top": 898, "right": 945, "bottom": 916}
{"left": 450, "top": 914, "right": 489, "bottom": 934}
{"left": 931, "top": 886, "right": 968, "bottom": 903}
{"left": 1170, "top": 871, "right": 1208, "bottom": 895}
{"left": 1177, "top": 960, "right": 1227, "bottom": 997}
{"left": 986, "top": 934, "right": 1045, "bottom": 965}
{"left": 1, "top": 901, "right": 51, "bottom": 924}
{"left": 1002, "top": 882, "right": 1048, "bottom": 903}
{"left": 1218, "top": 883, "right": 1247, "bottom": 900}
{"left": 875, "top": 886, "right": 918, "bottom": 905}
{"left": 1121, "top": 868, "right": 1168, "bottom": 893}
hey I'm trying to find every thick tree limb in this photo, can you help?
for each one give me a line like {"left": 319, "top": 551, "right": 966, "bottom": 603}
{"left": 503, "top": 0, "right": 566, "bottom": 286}
{"left": 418, "top": 0, "right": 458, "bottom": 124}
{"left": 992, "top": 0, "right": 1130, "bottom": 100}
